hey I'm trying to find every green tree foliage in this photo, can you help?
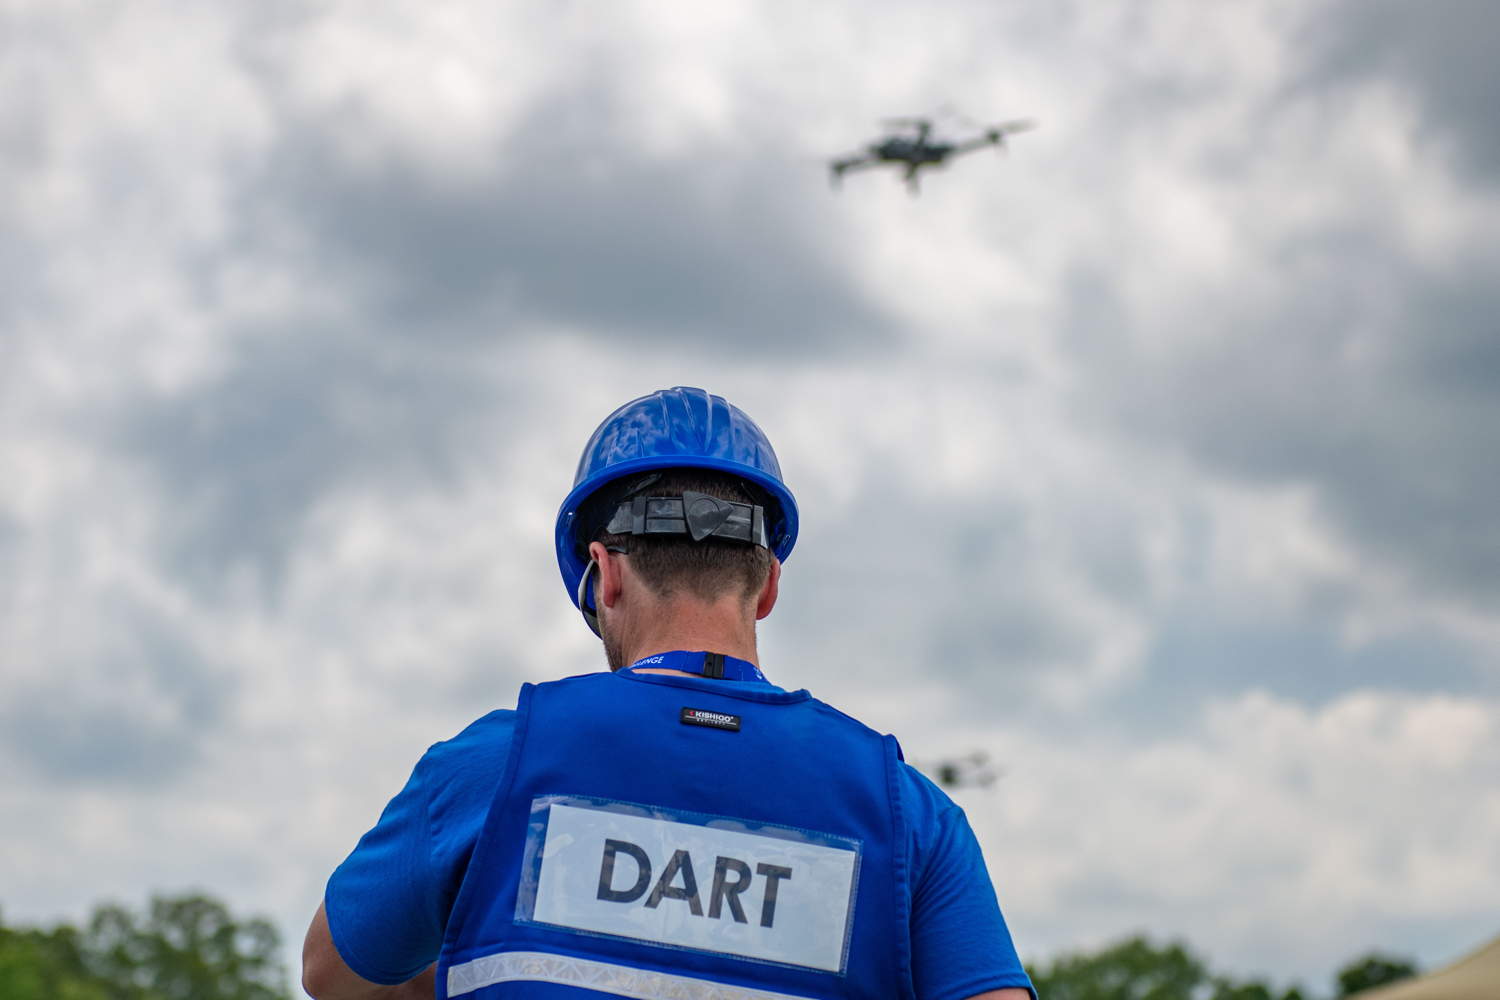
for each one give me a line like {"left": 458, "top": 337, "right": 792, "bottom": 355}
{"left": 1335, "top": 953, "right": 1418, "bottom": 997}
{"left": 0, "top": 921, "right": 110, "bottom": 1000}
{"left": 0, "top": 895, "right": 290, "bottom": 1000}
{"left": 1027, "top": 936, "right": 1208, "bottom": 1000}
{"left": 1026, "top": 936, "right": 1310, "bottom": 1000}
{"left": 1208, "top": 980, "right": 1283, "bottom": 1000}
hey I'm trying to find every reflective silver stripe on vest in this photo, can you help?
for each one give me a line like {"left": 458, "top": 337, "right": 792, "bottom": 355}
{"left": 446, "top": 950, "right": 816, "bottom": 1000}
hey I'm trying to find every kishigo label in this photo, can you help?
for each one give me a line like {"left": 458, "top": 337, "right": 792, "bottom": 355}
{"left": 523, "top": 801, "right": 860, "bottom": 972}
{"left": 680, "top": 707, "right": 741, "bottom": 731}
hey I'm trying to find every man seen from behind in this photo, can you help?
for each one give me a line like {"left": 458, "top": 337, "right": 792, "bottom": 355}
{"left": 303, "top": 386, "right": 1035, "bottom": 1000}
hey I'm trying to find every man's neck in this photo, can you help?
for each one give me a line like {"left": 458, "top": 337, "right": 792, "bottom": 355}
{"left": 623, "top": 633, "right": 759, "bottom": 673}
{"left": 616, "top": 599, "right": 759, "bottom": 673}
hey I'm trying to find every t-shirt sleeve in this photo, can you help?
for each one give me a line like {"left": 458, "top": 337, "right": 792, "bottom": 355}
{"left": 906, "top": 770, "right": 1036, "bottom": 1000}
{"left": 324, "top": 753, "right": 446, "bottom": 985}
{"left": 322, "top": 709, "right": 517, "bottom": 986}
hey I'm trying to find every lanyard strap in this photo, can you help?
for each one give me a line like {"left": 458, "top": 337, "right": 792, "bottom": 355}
{"left": 623, "top": 649, "right": 767, "bottom": 683}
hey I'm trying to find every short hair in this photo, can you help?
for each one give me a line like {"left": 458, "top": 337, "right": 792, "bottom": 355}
{"left": 581, "top": 469, "right": 774, "bottom": 602}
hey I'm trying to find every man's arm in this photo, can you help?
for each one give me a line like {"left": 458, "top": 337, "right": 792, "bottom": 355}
{"left": 302, "top": 902, "right": 436, "bottom": 1000}
{"left": 903, "top": 761, "right": 1037, "bottom": 1000}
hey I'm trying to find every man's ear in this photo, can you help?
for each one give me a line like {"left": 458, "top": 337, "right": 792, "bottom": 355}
{"left": 755, "top": 557, "right": 781, "bottom": 621}
{"left": 588, "top": 542, "right": 626, "bottom": 610}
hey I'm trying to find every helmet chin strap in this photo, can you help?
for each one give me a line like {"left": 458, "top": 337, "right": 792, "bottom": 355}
{"left": 576, "top": 546, "right": 628, "bottom": 639}
{"left": 577, "top": 558, "right": 602, "bottom": 638}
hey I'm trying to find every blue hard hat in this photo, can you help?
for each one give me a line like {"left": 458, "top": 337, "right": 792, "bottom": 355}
{"left": 556, "top": 387, "right": 799, "bottom": 619}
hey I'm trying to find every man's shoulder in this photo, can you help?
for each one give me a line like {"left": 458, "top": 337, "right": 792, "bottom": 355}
{"left": 446, "top": 706, "right": 518, "bottom": 743}
{"left": 894, "top": 758, "right": 965, "bottom": 827}
{"left": 416, "top": 708, "right": 519, "bottom": 778}
{"left": 802, "top": 692, "right": 900, "bottom": 744}
{"left": 797, "top": 695, "right": 967, "bottom": 827}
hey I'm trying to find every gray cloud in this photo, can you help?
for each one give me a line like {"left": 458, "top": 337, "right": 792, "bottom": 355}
{"left": 107, "top": 330, "right": 502, "bottom": 594}
{"left": 1107, "top": 615, "right": 1495, "bottom": 735}
{"left": 1301, "top": 0, "right": 1500, "bottom": 181}
{"left": 772, "top": 457, "right": 1154, "bottom": 720}
{"left": 1055, "top": 0, "right": 1500, "bottom": 622}
{"left": 1, "top": 597, "right": 233, "bottom": 786}
{"left": 0, "top": 513, "right": 17, "bottom": 628}
{"left": 1066, "top": 222, "right": 1500, "bottom": 609}
{"left": 232, "top": 80, "right": 895, "bottom": 356}
{"left": 87, "top": 29, "right": 903, "bottom": 605}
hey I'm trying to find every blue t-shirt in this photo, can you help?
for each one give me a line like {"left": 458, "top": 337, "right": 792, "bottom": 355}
{"left": 326, "top": 678, "right": 1034, "bottom": 1000}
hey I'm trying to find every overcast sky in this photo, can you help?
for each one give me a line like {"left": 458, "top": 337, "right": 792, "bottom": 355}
{"left": 4, "top": 0, "right": 1499, "bottom": 994}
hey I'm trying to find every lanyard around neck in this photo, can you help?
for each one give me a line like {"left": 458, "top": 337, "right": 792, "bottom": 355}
{"left": 622, "top": 650, "right": 767, "bottom": 683}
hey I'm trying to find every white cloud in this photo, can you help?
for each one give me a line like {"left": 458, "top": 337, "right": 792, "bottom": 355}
{"left": 953, "top": 689, "right": 1500, "bottom": 983}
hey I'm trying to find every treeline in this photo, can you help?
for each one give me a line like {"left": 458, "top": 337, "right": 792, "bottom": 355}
{"left": 1, "top": 893, "right": 1418, "bottom": 999}
{"left": 1025, "top": 935, "right": 1418, "bottom": 1000}
{"left": 0, "top": 895, "right": 289, "bottom": 1000}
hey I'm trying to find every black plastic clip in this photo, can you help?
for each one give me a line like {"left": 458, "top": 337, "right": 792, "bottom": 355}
{"left": 604, "top": 492, "right": 769, "bottom": 547}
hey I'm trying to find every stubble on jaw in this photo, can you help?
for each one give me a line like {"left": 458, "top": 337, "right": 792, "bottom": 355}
{"left": 601, "top": 614, "right": 627, "bottom": 672}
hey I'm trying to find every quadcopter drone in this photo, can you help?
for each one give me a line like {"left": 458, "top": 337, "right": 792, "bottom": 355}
{"left": 830, "top": 115, "right": 1036, "bottom": 193}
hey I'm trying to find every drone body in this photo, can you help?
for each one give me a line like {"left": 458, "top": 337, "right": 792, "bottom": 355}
{"left": 831, "top": 116, "right": 1036, "bottom": 193}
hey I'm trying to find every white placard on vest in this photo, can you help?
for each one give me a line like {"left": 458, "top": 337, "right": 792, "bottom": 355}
{"left": 523, "top": 800, "right": 860, "bottom": 973}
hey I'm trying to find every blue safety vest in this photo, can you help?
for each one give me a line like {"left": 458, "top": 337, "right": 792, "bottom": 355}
{"left": 437, "top": 655, "right": 914, "bottom": 999}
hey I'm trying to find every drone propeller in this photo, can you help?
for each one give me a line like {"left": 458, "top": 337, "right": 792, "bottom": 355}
{"left": 990, "top": 117, "right": 1038, "bottom": 135}
{"left": 946, "top": 110, "right": 1038, "bottom": 135}
{"left": 881, "top": 116, "right": 932, "bottom": 131}
{"left": 983, "top": 118, "right": 1037, "bottom": 154}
